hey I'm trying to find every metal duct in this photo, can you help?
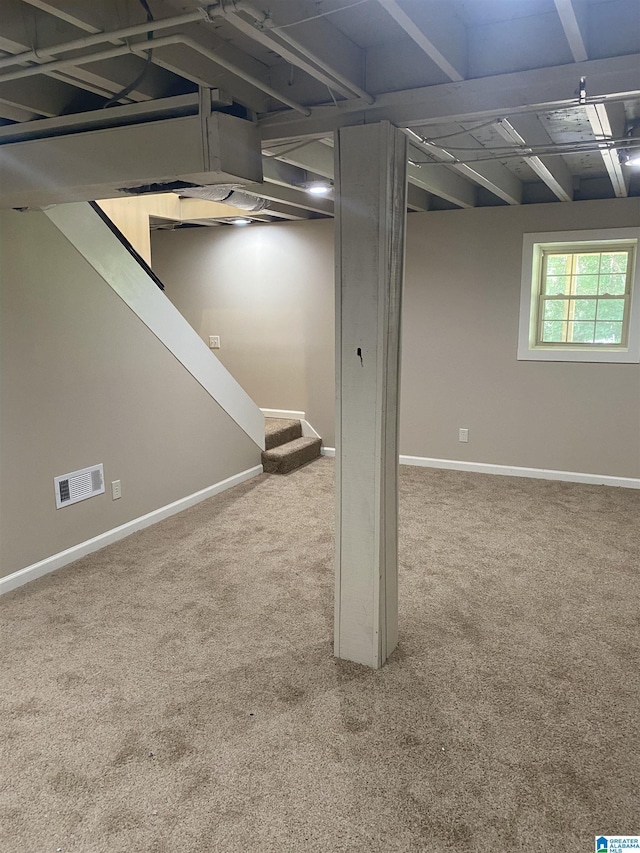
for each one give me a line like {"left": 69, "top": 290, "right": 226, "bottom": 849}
{"left": 176, "top": 185, "right": 269, "bottom": 211}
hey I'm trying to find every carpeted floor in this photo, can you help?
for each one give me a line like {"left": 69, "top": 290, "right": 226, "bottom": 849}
{"left": 1, "top": 458, "right": 638, "bottom": 853}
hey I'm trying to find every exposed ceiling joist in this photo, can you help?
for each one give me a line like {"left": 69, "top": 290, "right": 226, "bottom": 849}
{"left": 0, "top": 3, "right": 280, "bottom": 114}
{"left": 241, "top": 181, "right": 333, "bottom": 215}
{"left": 259, "top": 53, "right": 640, "bottom": 141}
{"left": 585, "top": 102, "right": 630, "bottom": 198}
{"left": 554, "top": 0, "right": 588, "bottom": 63}
{"left": 267, "top": 139, "right": 441, "bottom": 212}
{"left": 45, "top": 69, "right": 144, "bottom": 101}
{"left": 265, "top": 139, "right": 334, "bottom": 179}
{"left": 0, "top": 32, "right": 309, "bottom": 117}
{"left": 147, "top": 42, "right": 269, "bottom": 114}
{"left": 408, "top": 147, "right": 476, "bottom": 208}
{"left": 0, "top": 0, "right": 162, "bottom": 103}
{"left": 417, "top": 130, "right": 523, "bottom": 204}
{"left": 0, "top": 99, "right": 42, "bottom": 121}
{"left": 407, "top": 183, "right": 431, "bottom": 212}
{"left": 494, "top": 116, "right": 574, "bottom": 201}
{"left": 262, "top": 157, "right": 315, "bottom": 188}
{"left": 19, "top": 0, "right": 109, "bottom": 35}
{"left": 260, "top": 203, "right": 314, "bottom": 221}
{"left": 376, "top": 0, "right": 464, "bottom": 82}
{"left": 151, "top": 34, "right": 307, "bottom": 115}
{"left": 17, "top": 3, "right": 291, "bottom": 114}
{"left": 0, "top": 6, "right": 206, "bottom": 69}
{"left": 0, "top": 75, "right": 75, "bottom": 118}
{"left": 213, "top": 6, "right": 371, "bottom": 102}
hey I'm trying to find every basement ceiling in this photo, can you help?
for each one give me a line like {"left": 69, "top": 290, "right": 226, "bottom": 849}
{"left": 0, "top": 0, "right": 639, "bottom": 219}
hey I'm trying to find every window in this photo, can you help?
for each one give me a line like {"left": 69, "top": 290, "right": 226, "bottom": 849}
{"left": 518, "top": 229, "right": 640, "bottom": 363}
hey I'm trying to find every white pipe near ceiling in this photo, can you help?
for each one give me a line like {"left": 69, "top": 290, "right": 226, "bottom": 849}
{"left": 0, "top": 9, "right": 209, "bottom": 70}
{"left": 208, "top": 1, "right": 374, "bottom": 104}
{"left": 0, "top": 33, "right": 310, "bottom": 116}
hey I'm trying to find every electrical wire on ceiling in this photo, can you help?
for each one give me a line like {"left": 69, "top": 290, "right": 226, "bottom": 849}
{"left": 413, "top": 136, "right": 637, "bottom": 154}
{"left": 407, "top": 119, "right": 640, "bottom": 165}
{"left": 410, "top": 140, "right": 640, "bottom": 167}
{"left": 403, "top": 93, "right": 639, "bottom": 140}
{"left": 272, "top": 0, "right": 371, "bottom": 30}
{"left": 103, "top": 0, "right": 154, "bottom": 108}
{"left": 406, "top": 119, "right": 504, "bottom": 143}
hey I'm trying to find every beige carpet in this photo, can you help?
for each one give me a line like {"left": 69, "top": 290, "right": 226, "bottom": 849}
{"left": 1, "top": 459, "right": 638, "bottom": 852}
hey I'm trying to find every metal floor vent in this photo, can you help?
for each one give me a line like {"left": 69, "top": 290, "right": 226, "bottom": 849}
{"left": 54, "top": 464, "right": 104, "bottom": 509}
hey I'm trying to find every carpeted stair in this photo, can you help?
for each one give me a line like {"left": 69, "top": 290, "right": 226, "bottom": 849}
{"left": 262, "top": 418, "right": 322, "bottom": 474}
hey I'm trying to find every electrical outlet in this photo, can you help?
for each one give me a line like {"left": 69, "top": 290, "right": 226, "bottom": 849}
{"left": 459, "top": 428, "right": 469, "bottom": 443}
{"left": 111, "top": 480, "right": 122, "bottom": 500}
{"left": 209, "top": 335, "right": 220, "bottom": 349}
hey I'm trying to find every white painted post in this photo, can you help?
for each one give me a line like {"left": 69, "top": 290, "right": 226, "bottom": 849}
{"left": 334, "top": 121, "right": 408, "bottom": 669}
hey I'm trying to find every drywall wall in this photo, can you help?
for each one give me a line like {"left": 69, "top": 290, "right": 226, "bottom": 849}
{"left": 151, "top": 197, "right": 640, "bottom": 478}
{"left": 152, "top": 220, "right": 335, "bottom": 442}
{"left": 0, "top": 209, "right": 261, "bottom": 578}
{"left": 401, "top": 199, "right": 640, "bottom": 478}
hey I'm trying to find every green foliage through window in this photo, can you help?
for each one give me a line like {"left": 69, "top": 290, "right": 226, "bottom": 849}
{"left": 537, "top": 245, "right": 633, "bottom": 347}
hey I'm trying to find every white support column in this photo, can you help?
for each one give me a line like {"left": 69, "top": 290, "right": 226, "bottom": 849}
{"left": 334, "top": 122, "right": 407, "bottom": 669}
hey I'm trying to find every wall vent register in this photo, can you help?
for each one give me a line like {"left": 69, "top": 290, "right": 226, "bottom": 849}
{"left": 54, "top": 464, "right": 105, "bottom": 509}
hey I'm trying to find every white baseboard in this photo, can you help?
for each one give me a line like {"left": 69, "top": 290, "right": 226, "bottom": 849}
{"left": 321, "top": 448, "right": 639, "bottom": 489}
{"left": 0, "top": 464, "right": 263, "bottom": 597}
{"left": 261, "top": 408, "right": 306, "bottom": 420}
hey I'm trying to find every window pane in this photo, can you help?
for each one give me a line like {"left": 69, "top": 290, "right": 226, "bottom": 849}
{"left": 543, "top": 300, "right": 566, "bottom": 320}
{"left": 600, "top": 253, "right": 628, "bottom": 274}
{"left": 599, "top": 274, "right": 626, "bottom": 295}
{"left": 572, "top": 299, "right": 596, "bottom": 320}
{"left": 569, "top": 322, "right": 595, "bottom": 343}
{"left": 574, "top": 275, "right": 598, "bottom": 295}
{"left": 596, "top": 299, "right": 625, "bottom": 321}
{"left": 576, "top": 254, "right": 600, "bottom": 274}
{"left": 542, "top": 321, "right": 566, "bottom": 342}
{"left": 545, "top": 275, "right": 569, "bottom": 295}
{"left": 594, "top": 322, "right": 623, "bottom": 344}
{"left": 546, "top": 255, "right": 569, "bottom": 275}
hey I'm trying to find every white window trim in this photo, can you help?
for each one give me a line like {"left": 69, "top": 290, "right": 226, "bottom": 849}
{"left": 518, "top": 228, "right": 640, "bottom": 363}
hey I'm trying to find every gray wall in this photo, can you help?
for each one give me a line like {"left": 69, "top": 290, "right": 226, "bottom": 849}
{"left": 152, "top": 197, "right": 640, "bottom": 479}
{"left": 402, "top": 199, "right": 640, "bottom": 477}
{"left": 0, "top": 210, "right": 260, "bottom": 578}
{"left": 153, "top": 220, "right": 335, "bottom": 440}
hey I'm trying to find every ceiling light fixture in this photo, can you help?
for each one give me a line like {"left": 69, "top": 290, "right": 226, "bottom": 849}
{"left": 231, "top": 217, "right": 251, "bottom": 225}
{"left": 619, "top": 149, "right": 640, "bottom": 167}
{"left": 619, "top": 124, "right": 640, "bottom": 167}
{"left": 305, "top": 181, "right": 332, "bottom": 195}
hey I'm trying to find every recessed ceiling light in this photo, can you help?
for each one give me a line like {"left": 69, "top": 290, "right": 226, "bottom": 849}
{"left": 231, "top": 217, "right": 251, "bottom": 225}
{"left": 621, "top": 125, "right": 640, "bottom": 166}
{"left": 306, "top": 182, "right": 332, "bottom": 195}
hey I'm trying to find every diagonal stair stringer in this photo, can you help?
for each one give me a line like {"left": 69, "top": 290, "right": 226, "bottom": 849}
{"left": 45, "top": 201, "right": 265, "bottom": 450}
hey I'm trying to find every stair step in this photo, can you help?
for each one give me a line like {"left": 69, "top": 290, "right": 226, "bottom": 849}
{"left": 262, "top": 436, "right": 322, "bottom": 475}
{"left": 264, "top": 417, "right": 302, "bottom": 450}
